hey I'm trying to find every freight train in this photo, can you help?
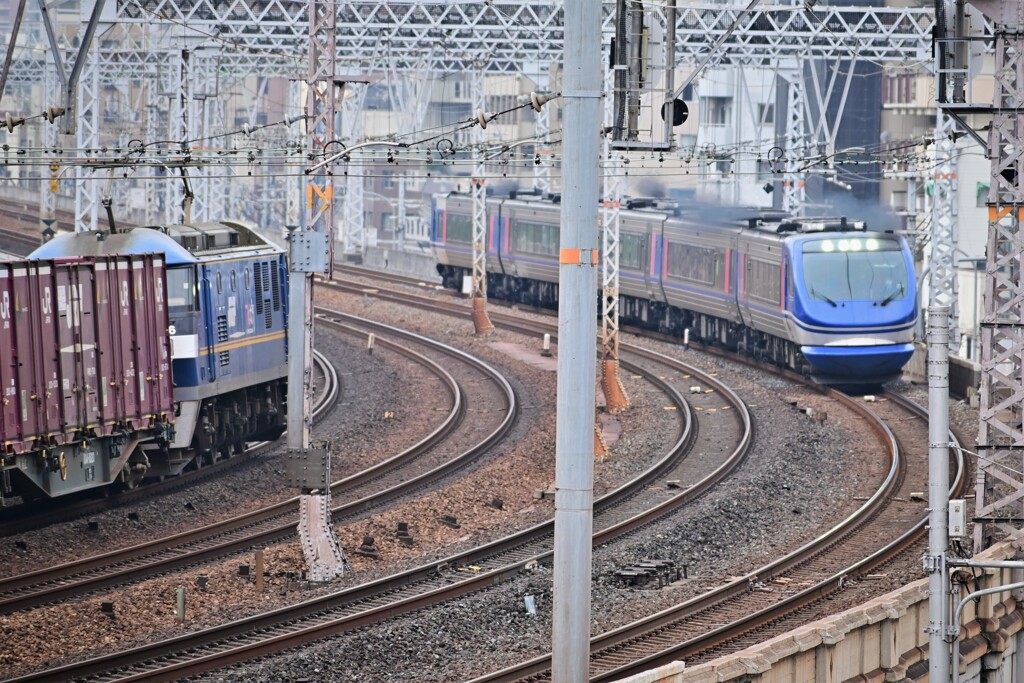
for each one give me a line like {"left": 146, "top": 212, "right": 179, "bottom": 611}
{"left": 1, "top": 221, "right": 287, "bottom": 500}
{"left": 432, "top": 192, "right": 917, "bottom": 384}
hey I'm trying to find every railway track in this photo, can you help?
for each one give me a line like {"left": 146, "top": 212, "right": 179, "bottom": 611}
{"left": 0, "top": 313, "right": 515, "bottom": 615}
{"left": 5, "top": 312, "right": 750, "bottom": 682}
{"left": 323, "top": 272, "right": 968, "bottom": 682}
{"left": 470, "top": 392, "right": 965, "bottom": 682}
{"left": 0, "top": 232, "right": 967, "bottom": 680}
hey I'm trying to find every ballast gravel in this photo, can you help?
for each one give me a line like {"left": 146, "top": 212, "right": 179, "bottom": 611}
{"left": 200, "top": 290, "right": 886, "bottom": 683}
{"left": 0, "top": 278, "right": 972, "bottom": 683}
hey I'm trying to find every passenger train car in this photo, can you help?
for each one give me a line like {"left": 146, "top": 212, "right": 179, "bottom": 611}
{"left": 432, "top": 192, "right": 917, "bottom": 384}
{"left": 6, "top": 221, "right": 288, "bottom": 499}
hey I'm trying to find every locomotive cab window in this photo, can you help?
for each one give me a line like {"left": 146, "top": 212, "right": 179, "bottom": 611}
{"left": 167, "top": 266, "right": 196, "bottom": 312}
{"left": 801, "top": 237, "right": 907, "bottom": 303}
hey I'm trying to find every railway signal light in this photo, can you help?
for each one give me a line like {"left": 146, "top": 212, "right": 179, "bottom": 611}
{"left": 660, "top": 99, "right": 689, "bottom": 127}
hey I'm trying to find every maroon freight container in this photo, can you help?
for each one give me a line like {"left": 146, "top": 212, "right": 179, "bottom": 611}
{"left": 0, "top": 255, "right": 173, "bottom": 457}
{"left": 0, "top": 262, "right": 19, "bottom": 449}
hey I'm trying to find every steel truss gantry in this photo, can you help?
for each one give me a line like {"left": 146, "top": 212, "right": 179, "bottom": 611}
{"left": 601, "top": 61, "right": 629, "bottom": 416}
{"left": 340, "top": 83, "right": 368, "bottom": 260}
{"left": 470, "top": 68, "right": 494, "bottom": 335}
{"left": 290, "top": 0, "right": 347, "bottom": 582}
{"left": 971, "top": 2, "right": 1024, "bottom": 552}
{"left": 9, "top": 3, "right": 936, "bottom": 222}
{"left": 72, "top": 40, "right": 99, "bottom": 233}
{"left": 930, "top": 110, "right": 961, "bottom": 353}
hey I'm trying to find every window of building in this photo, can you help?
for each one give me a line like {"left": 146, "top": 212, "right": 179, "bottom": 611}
{"left": 678, "top": 134, "right": 698, "bottom": 157}
{"left": 704, "top": 97, "right": 730, "bottom": 126}
{"left": 977, "top": 182, "right": 990, "bottom": 207}
{"left": 757, "top": 103, "right": 774, "bottom": 125}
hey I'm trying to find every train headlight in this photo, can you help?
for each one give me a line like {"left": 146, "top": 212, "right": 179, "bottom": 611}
{"left": 838, "top": 239, "right": 850, "bottom": 252}
{"left": 866, "top": 238, "right": 879, "bottom": 251}
{"left": 849, "top": 239, "right": 862, "bottom": 251}
{"left": 821, "top": 241, "right": 834, "bottom": 253}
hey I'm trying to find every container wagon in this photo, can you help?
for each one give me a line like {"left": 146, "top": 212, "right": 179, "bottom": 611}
{"left": 0, "top": 254, "right": 174, "bottom": 499}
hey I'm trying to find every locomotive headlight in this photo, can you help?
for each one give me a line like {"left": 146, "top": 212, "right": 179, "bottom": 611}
{"left": 866, "top": 238, "right": 879, "bottom": 251}
{"left": 849, "top": 239, "right": 862, "bottom": 251}
{"left": 821, "top": 240, "right": 834, "bottom": 252}
{"left": 838, "top": 239, "right": 850, "bottom": 252}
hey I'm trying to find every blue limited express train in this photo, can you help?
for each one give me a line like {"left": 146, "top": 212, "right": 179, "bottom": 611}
{"left": 432, "top": 192, "right": 917, "bottom": 385}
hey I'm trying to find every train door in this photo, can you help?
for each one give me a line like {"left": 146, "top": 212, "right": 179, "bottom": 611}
{"left": 34, "top": 264, "right": 62, "bottom": 438}
{"left": 199, "top": 265, "right": 217, "bottom": 384}
{"left": 0, "top": 265, "right": 17, "bottom": 443}
{"left": 54, "top": 264, "right": 84, "bottom": 436}
{"left": 490, "top": 199, "right": 507, "bottom": 276}
{"left": 92, "top": 259, "right": 116, "bottom": 434}
{"left": 654, "top": 220, "right": 670, "bottom": 307}
{"left": 727, "top": 238, "right": 741, "bottom": 323}
{"left": 76, "top": 264, "right": 100, "bottom": 430}
{"left": 431, "top": 195, "right": 447, "bottom": 245}
{"left": 641, "top": 216, "right": 666, "bottom": 302}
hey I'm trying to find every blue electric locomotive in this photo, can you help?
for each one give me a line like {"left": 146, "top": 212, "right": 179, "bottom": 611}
{"left": 30, "top": 220, "right": 288, "bottom": 486}
{"left": 432, "top": 192, "right": 916, "bottom": 384}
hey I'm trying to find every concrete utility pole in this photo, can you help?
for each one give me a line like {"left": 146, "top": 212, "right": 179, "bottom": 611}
{"left": 287, "top": 0, "right": 347, "bottom": 582}
{"left": 551, "top": 0, "right": 601, "bottom": 678}
{"left": 926, "top": 305, "right": 951, "bottom": 683}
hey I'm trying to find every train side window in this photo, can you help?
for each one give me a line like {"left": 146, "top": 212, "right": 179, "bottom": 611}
{"left": 746, "top": 258, "right": 781, "bottom": 304}
{"left": 446, "top": 214, "right": 473, "bottom": 243}
{"left": 511, "top": 219, "right": 558, "bottom": 256}
{"left": 245, "top": 267, "right": 251, "bottom": 290}
{"left": 231, "top": 270, "right": 237, "bottom": 292}
{"left": 666, "top": 242, "right": 716, "bottom": 285}
{"left": 620, "top": 234, "right": 645, "bottom": 270}
{"left": 216, "top": 272, "right": 223, "bottom": 295}
{"left": 167, "top": 266, "right": 197, "bottom": 312}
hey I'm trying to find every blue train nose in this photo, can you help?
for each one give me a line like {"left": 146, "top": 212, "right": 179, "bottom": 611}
{"left": 801, "top": 343, "right": 916, "bottom": 383}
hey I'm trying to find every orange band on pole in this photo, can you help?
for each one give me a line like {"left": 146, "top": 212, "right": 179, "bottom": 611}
{"left": 560, "top": 248, "right": 599, "bottom": 265}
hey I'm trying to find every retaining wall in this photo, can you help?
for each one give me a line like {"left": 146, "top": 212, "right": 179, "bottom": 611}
{"left": 626, "top": 533, "right": 1024, "bottom": 683}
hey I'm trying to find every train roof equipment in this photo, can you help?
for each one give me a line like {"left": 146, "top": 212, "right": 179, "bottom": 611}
{"left": 29, "top": 220, "right": 280, "bottom": 264}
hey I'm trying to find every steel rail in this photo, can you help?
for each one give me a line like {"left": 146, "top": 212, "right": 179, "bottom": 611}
{"left": 0, "top": 351, "right": 339, "bottom": 611}
{"left": 5, "top": 316, "right": 745, "bottom": 683}
{"left": 0, "top": 313, "right": 502, "bottom": 613}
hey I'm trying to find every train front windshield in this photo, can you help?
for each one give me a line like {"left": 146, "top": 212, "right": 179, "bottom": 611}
{"left": 801, "top": 237, "right": 908, "bottom": 304}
